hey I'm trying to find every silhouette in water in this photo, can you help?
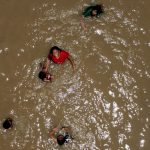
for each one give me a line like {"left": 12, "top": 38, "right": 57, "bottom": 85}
{"left": 81, "top": 4, "right": 104, "bottom": 31}
{"left": 50, "top": 126, "right": 73, "bottom": 146}
{"left": 3, "top": 118, "right": 13, "bottom": 129}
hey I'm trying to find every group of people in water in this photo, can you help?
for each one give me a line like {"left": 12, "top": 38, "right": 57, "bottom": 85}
{"left": 2, "top": 118, "right": 72, "bottom": 145}
{"left": 2, "top": 4, "right": 104, "bottom": 146}
{"left": 38, "top": 4, "right": 104, "bottom": 83}
{"left": 38, "top": 46, "right": 75, "bottom": 82}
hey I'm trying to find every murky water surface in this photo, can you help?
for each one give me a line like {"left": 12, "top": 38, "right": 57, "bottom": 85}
{"left": 0, "top": 0, "right": 150, "bottom": 149}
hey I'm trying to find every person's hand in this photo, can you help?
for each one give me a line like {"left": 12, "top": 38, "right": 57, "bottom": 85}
{"left": 49, "top": 127, "right": 58, "bottom": 139}
{"left": 53, "top": 127, "right": 58, "bottom": 132}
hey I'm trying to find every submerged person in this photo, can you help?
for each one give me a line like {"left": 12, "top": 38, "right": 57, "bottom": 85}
{"left": 49, "top": 126, "right": 73, "bottom": 146}
{"left": 38, "top": 61, "right": 52, "bottom": 82}
{"left": 81, "top": 4, "right": 104, "bottom": 31}
{"left": 3, "top": 118, "right": 13, "bottom": 129}
{"left": 83, "top": 4, "right": 104, "bottom": 18}
{"left": 46, "top": 46, "right": 75, "bottom": 71}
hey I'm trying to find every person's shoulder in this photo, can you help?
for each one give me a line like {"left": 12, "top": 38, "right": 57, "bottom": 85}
{"left": 82, "top": 6, "right": 92, "bottom": 18}
{"left": 61, "top": 50, "right": 69, "bottom": 55}
{"left": 61, "top": 50, "right": 67, "bottom": 52}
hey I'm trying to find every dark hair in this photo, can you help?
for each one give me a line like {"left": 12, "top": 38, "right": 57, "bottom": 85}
{"left": 38, "top": 71, "right": 46, "bottom": 81}
{"left": 49, "top": 46, "right": 62, "bottom": 54}
{"left": 3, "top": 118, "right": 13, "bottom": 129}
{"left": 92, "top": 4, "right": 104, "bottom": 16}
{"left": 57, "top": 135, "right": 66, "bottom": 145}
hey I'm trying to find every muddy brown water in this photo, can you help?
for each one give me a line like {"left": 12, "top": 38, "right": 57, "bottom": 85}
{"left": 0, "top": 0, "right": 150, "bottom": 150}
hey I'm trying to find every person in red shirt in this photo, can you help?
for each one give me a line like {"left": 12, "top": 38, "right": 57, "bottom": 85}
{"left": 47, "top": 46, "right": 75, "bottom": 71}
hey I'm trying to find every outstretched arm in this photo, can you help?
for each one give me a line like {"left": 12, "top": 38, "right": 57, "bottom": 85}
{"left": 67, "top": 56, "right": 75, "bottom": 72}
{"left": 43, "top": 78, "right": 51, "bottom": 82}
{"left": 42, "top": 59, "right": 50, "bottom": 72}
{"left": 80, "top": 17, "right": 87, "bottom": 31}
{"left": 49, "top": 127, "right": 58, "bottom": 139}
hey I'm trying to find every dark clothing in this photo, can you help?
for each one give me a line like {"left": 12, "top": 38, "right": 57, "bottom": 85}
{"left": 82, "top": 5, "right": 104, "bottom": 18}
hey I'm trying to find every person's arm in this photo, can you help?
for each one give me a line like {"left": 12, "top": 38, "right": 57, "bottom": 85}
{"left": 43, "top": 79, "right": 51, "bottom": 82}
{"left": 67, "top": 56, "right": 75, "bottom": 72}
{"left": 80, "top": 17, "right": 87, "bottom": 31}
{"left": 42, "top": 59, "right": 50, "bottom": 72}
{"left": 49, "top": 127, "right": 58, "bottom": 139}
{"left": 62, "top": 127, "right": 70, "bottom": 132}
{"left": 49, "top": 130, "right": 56, "bottom": 139}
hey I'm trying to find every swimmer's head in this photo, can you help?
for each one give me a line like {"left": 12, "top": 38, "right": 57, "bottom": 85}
{"left": 50, "top": 46, "right": 62, "bottom": 55}
{"left": 53, "top": 49, "right": 60, "bottom": 58}
{"left": 57, "top": 135, "right": 66, "bottom": 145}
{"left": 3, "top": 118, "right": 13, "bottom": 129}
{"left": 92, "top": 10, "right": 97, "bottom": 16}
{"left": 38, "top": 71, "right": 51, "bottom": 81}
{"left": 92, "top": 4, "right": 104, "bottom": 17}
{"left": 38, "top": 71, "right": 46, "bottom": 81}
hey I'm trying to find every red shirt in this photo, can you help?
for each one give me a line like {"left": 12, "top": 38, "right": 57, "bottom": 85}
{"left": 48, "top": 50, "right": 69, "bottom": 64}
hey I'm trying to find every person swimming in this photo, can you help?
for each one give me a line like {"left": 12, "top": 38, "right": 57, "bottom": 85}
{"left": 46, "top": 46, "right": 75, "bottom": 71}
{"left": 82, "top": 4, "right": 104, "bottom": 18}
{"left": 3, "top": 118, "right": 13, "bottom": 129}
{"left": 38, "top": 61, "right": 52, "bottom": 82}
{"left": 81, "top": 4, "right": 104, "bottom": 31}
{"left": 38, "top": 71, "right": 52, "bottom": 82}
{"left": 49, "top": 126, "right": 73, "bottom": 146}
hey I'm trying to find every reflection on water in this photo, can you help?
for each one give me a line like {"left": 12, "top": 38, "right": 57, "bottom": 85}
{"left": 0, "top": 0, "right": 150, "bottom": 150}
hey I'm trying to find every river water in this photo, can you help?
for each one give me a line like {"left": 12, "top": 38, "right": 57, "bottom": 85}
{"left": 0, "top": 0, "right": 150, "bottom": 150}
